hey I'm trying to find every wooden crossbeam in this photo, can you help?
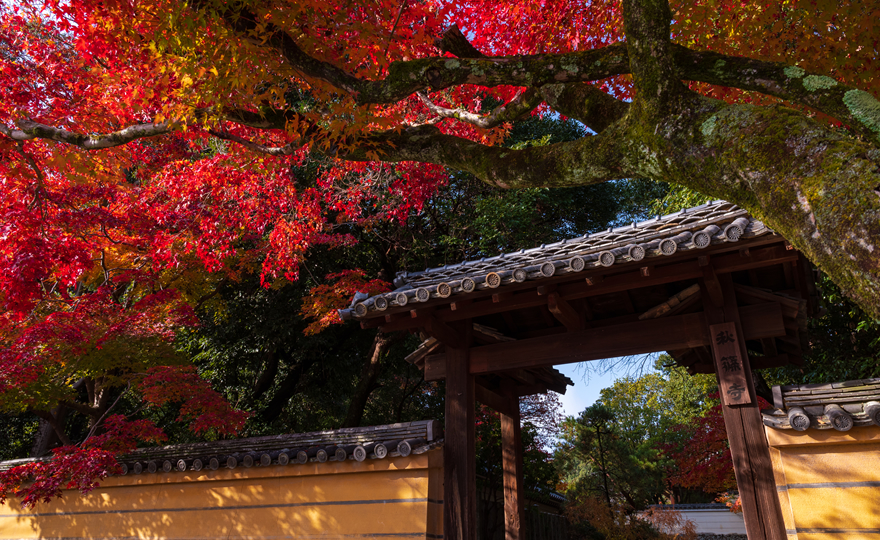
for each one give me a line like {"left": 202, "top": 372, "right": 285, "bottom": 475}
{"left": 423, "top": 303, "right": 785, "bottom": 380}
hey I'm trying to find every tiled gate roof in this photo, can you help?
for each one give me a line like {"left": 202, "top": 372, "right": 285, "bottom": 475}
{"left": 341, "top": 200, "right": 773, "bottom": 320}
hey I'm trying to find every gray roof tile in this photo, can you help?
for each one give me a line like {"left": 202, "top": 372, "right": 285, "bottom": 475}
{"left": 341, "top": 200, "right": 774, "bottom": 320}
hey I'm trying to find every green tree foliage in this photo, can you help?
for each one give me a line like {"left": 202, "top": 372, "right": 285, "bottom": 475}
{"left": 763, "top": 274, "right": 880, "bottom": 386}
{"left": 0, "top": 415, "right": 40, "bottom": 462}
{"left": 557, "top": 402, "right": 665, "bottom": 512}
{"left": 182, "top": 275, "right": 438, "bottom": 435}
{"left": 557, "top": 360, "right": 720, "bottom": 514}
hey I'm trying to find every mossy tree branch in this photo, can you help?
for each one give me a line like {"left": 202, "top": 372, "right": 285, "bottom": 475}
{"left": 673, "top": 45, "right": 880, "bottom": 145}
{"left": 539, "top": 84, "right": 630, "bottom": 132}
{"left": 621, "top": 0, "right": 690, "bottom": 116}
{"left": 336, "top": 123, "right": 633, "bottom": 189}
{"left": 416, "top": 89, "right": 543, "bottom": 129}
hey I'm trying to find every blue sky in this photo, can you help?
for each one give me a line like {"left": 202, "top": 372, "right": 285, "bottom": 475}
{"left": 554, "top": 355, "right": 659, "bottom": 419}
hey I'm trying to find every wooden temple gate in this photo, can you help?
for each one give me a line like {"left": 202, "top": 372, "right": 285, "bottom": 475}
{"left": 340, "top": 201, "right": 819, "bottom": 540}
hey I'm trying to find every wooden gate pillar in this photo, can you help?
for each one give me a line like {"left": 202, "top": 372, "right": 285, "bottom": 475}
{"left": 500, "top": 396, "right": 524, "bottom": 540}
{"left": 443, "top": 321, "right": 476, "bottom": 540}
{"left": 701, "top": 272, "right": 785, "bottom": 540}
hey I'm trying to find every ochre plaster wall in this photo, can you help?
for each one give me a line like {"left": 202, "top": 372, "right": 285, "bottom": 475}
{"left": 0, "top": 449, "right": 444, "bottom": 540}
{"left": 766, "top": 425, "right": 880, "bottom": 540}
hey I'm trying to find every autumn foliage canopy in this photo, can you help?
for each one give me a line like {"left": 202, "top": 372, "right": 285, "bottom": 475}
{"left": 1, "top": 0, "right": 878, "bottom": 505}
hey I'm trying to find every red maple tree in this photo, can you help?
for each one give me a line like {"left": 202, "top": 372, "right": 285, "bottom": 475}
{"left": 661, "top": 394, "right": 771, "bottom": 499}
{"left": 1, "top": 0, "right": 877, "bottom": 505}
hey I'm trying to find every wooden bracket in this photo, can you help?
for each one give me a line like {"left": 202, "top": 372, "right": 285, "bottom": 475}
{"left": 547, "top": 292, "right": 583, "bottom": 332}
{"left": 410, "top": 307, "right": 435, "bottom": 319}
{"left": 425, "top": 315, "right": 466, "bottom": 349}
{"left": 476, "top": 383, "right": 516, "bottom": 416}
{"left": 536, "top": 284, "right": 556, "bottom": 296}
{"left": 360, "top": 318, "right": 383, "bottom": 329}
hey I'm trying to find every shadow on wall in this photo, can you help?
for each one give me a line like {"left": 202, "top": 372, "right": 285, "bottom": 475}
{"left": 1, "top": 460, "right": 435, "bottom": 540}
{"left": 779, "top": 441, "right": 880, "bottom": 535}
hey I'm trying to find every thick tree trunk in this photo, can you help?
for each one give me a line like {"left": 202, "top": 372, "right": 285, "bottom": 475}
{"left": 639, "top": 99, "right": 880, "bottom": 317}
{"left": 260, "top": 353, "right": 319, "bottom": 423}
{"left": 252, "top": 350, "right": 280, "bottom": 402}
{"left": 30, "top": 406, "right": 68, "bottom": 457}
{"left": 33, "top": 409, "right": 73, "bottom": 448}
{"left": 342, "top": 333, "right": 390, "bottom": 428}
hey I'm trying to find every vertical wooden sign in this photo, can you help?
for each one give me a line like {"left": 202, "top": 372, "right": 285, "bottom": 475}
{"left": 709, "top": 322, "right": 752, "bottom": 406}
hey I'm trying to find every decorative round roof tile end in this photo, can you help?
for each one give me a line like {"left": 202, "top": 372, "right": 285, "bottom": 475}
{"left": 627, "top": 244, "right": 645, "bottom": 261}
{"left": 659, "top": 238, "right": 678, "bottom": 255}
{"left": 436, "top": 282, "right": 452, "bottom": 298}
{"left": 692, "top": 231, "right": 712, "bottom": 249}
{"left": 416, "top": 287, "right": 430, "bottom": 302}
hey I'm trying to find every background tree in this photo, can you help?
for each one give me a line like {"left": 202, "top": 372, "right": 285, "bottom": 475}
{"left": 558, "top": 402, "right": 666, "bottom": 513}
